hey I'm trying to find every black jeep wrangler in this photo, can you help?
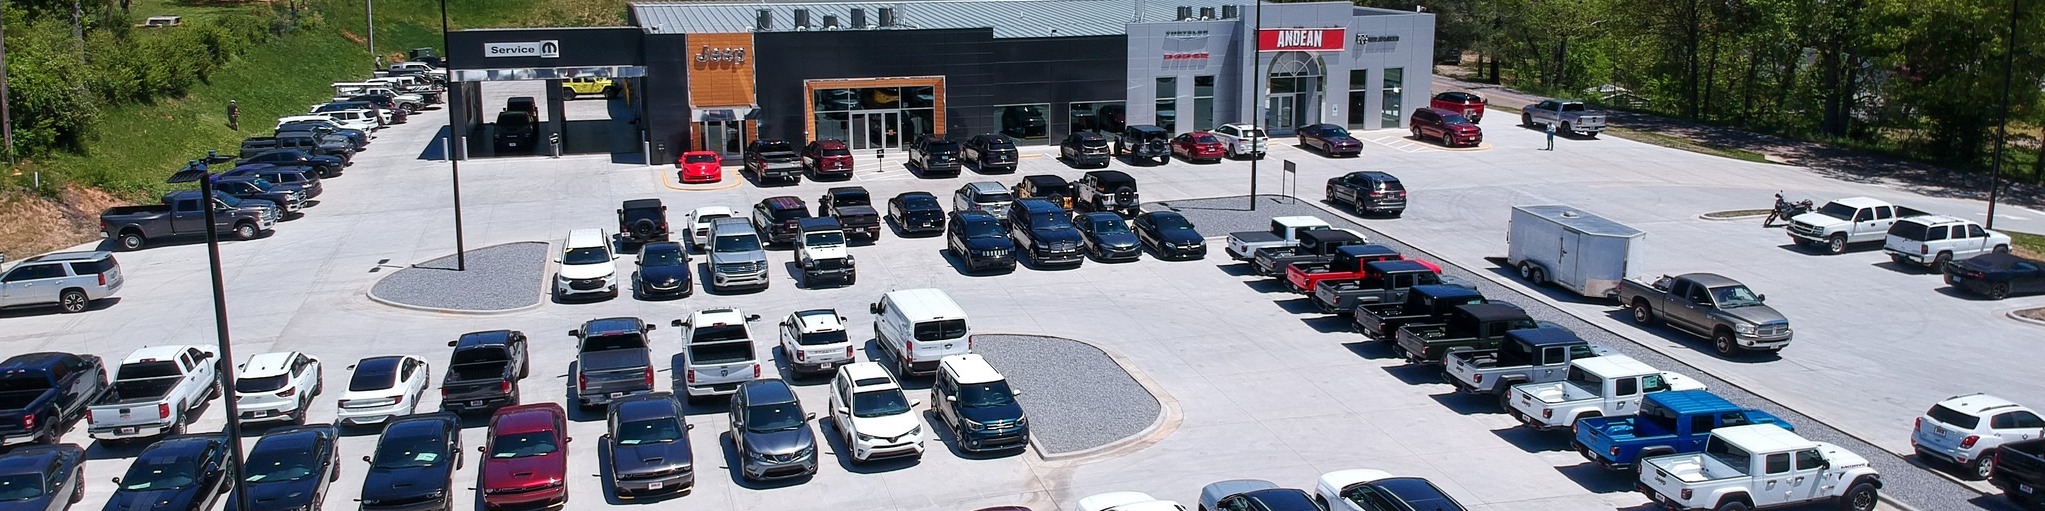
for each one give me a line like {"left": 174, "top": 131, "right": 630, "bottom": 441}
{"left": 1115, "top": 125, "right": 1171, "bottom": 165}
{"left": 616, "top": 198, "right": 670, "bottom": 247}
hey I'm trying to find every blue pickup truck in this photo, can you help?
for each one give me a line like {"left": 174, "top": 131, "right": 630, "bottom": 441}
{"left": 1571, "top": 389, "right": 1791, "bottom": 473}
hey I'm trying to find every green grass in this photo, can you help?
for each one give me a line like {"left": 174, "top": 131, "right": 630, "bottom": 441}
{"left": 2008, "top": 231, "right": 2045, "bottom": 259}
{"left": 1484, "top": 102, "right": 1776, "bottom": 164}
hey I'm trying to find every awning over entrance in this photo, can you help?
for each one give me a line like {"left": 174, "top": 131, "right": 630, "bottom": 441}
{"left": 691, "top": 106, "right": 759, "bottom": 122}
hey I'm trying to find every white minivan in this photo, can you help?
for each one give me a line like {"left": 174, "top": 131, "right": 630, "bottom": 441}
{"left": 870, "top": 288, "right": 970, "bottom": 377}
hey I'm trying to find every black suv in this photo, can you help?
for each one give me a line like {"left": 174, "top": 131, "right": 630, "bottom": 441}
{"left": 907, "top": 135, "right": 963, "bottom": 176}
{"left": 616, "top": 198, "right": 670, "bottom": 247}
{"left": 1012, "top": 175, "right": 1074, "bottom": 211}
{"left": 1114, "top": 125, "right": 1171, "bottom": 165}
{"left": 750, "top": 196, "right": 811, "bottom": 248}
{"left": 945, "top": 211, "right": 1017, "bottom": 273}
{"left": 962, "top": 134, "right": 1019, "bottom": 173}
{"left": 1006, "top": 198, "right": 1085, "bottom": 267}
{"left": 1059, "top": 132, "right": 1111, "bottom": 168}
{"left": 1074, "top": 170, "right": 1140, "bottom": 217}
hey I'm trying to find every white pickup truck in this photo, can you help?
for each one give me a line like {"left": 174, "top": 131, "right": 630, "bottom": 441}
{"left": 1785, "top": 197, "right": 1932, "bottom": 254}
{"left": 1508, "top": 354, "right": 1703, "bottom": 431}
{"left": 1226, "top": 216, "right": 1332, "bottom": 260}
{"left": 85, "top": 345, "right": 219, "bottom": 441}
{"left": 1637, "top": 424, "right": 1881, "bottom": 511}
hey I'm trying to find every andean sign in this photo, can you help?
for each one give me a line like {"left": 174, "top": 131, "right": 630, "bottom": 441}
{"left": 1257, "top": 28, "right": 1346, "bottom": 52}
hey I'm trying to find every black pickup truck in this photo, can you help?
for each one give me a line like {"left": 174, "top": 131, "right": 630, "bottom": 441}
{"left": 1992, "top": 438, "right": 2045, "bottom": 509}
{"left": 493, "top": 111, "right": 537, "bottom": 153}
{"left": 1252, "top": 229, "right": 1367, "bottom": 277}
{"left": 818, "top": 187, "right": 882, "bottom": 242}
{"left": 440, "top": 330, "right": 529, "bottom": 414}
{"left": 1353, "top": 285, "right": 1493, "bottom": 340}
{"left": 1394, "top": 303, "right": 1544, "bottom": 365}
{"left": 745, "top": 140, "right": 804, "bottom": 184}
{"left": 1311, "top": 260, "right": 1472, "bottom": 315}
{"left": 0, "top": 352, "right": 107, "bottom": 446}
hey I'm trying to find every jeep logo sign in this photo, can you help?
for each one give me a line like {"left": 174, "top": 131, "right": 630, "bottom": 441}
{"left": 484, "top": 40, "right": 560, "bottom": 58}
{"left": 1257, "top": 28, "right": 1345, "bottom": 52}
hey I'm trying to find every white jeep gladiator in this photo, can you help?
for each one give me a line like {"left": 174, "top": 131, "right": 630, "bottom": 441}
{"left": 1638, "top": 424, "right": 1880, "bottom": 511}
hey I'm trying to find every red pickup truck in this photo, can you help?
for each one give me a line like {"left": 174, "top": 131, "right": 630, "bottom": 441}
{"left": 1285, "top": 244, "right": 1442, "bottom": 293}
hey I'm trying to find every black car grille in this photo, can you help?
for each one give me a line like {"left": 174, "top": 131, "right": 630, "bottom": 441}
{"left": 569, "top": 279, "right": 605, "bottom": 290}
{"left": 716, "top": 262, "right": 764, "bottom": 273}
{"left": 362, "top": 494, "right": 439, "bottom": 508}
{"left": 813, "top": 258, "right": 848, "bottom": 270}
{"left": 618, "top": 465, "right": 690, "bottom": 481}
{"left": 762, "top": 451, "right": 805, "bottom": 463}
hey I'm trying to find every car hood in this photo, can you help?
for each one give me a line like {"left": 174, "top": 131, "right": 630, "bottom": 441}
{"left": 1029, "top": 228, "right": 1084, "bottom": 244}
{"left": 849, "top": 412, "right": 920, "bottom": 438}
{"left": 102, "top": 487, "right": 200, "bottom": 511}
{"left": 482, "top": 454, "right": 566, "bottom": 490}
{"left": 683, "top": 162, "right": 719, "bottom": 173}
{"left": 712, "top": 250, "right": 768, "bottom": 265}
{"left": 1719, "top": 305, "right": 1788, "bottom": 326}
{"left": 957, "top": 402, "right": 1025, "bottom": 424}
{"left": 1155, "top": 228, "right": 1205, "bottom": 245}
{"left": 1092, "top": 231, "right": 1141, "bottom": 248}
{"left": 361, "top": 466, "right": 449, "bottom": 503}
{"left": 1326, "top": 136, "right": 1360, "bottom": 145}
{"left": 559, "top": 262, "right": 616, "bottom": 280}
{"left": 239, "top": 478, "right": 320, "bottom": 510}
{"left": 964, "top": 237, "right": 1015, "bottom": 252}
{"left": 742, "top": 425, "right": 815, "bottom": 454}
{"left": 1788, "top": 212, "right": 1848, "bottom": 228}
{"left": 612, "top": 440, "right": 693, "bottom": 476}
{"left": 638, "top": 264, "right": 691, "bottom": 285}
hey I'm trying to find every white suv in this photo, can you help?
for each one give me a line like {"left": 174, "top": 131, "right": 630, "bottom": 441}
{"left": 1884, "top": 215, "right": 2013, "bottom": 268}
{"left": 686, "top": 206, "right": 736, "bottom": 251}
{"left": 1210, "top": 123, "right": 1269, "bottom": 159}
{"left": 1913, "top": 393, "right": 2045, "bottom": 479}
{"left": 0, "top": 251, "right": 123, "bottom": 314}
{"left": 555, "top": 228, "right": 620, "bottom": 299}
{"left": 778, "top": 309, "right": 855, "bottom": 375}
{"left": 234, "top": 351, "right": 323, "bottom": 424}
{"left": 828, "top": 362, "right": 924, "bottom": 463}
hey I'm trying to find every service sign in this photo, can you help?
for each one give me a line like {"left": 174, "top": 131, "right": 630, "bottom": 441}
{"left": 1258, "top": 28, "right": 1346, "bottom": 52}
{"left": 484, "top": 40, "right": 560, "bottom": 58}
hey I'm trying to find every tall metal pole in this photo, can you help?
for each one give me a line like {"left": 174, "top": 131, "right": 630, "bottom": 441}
{"left": 442, "top": 0, "right": 467, "bottom": 270}
{"left": 1, "top": 11, "right": 17, "bottom": 167}
{"left": 1984, "top": 0, "right": 2019, "bottom": 230}
{"left": 1249, "top": 0, "right": 1262, "bottom": 211}
{"left": 365, "top": 0, "right": 376, "bottom": 68}
{"left": 194, "top": 163, "right": 253, "bottom": 511}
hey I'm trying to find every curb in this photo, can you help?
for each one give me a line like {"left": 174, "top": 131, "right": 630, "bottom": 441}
{"left": 976, "top": 333, "right": 1181, "bottom": 463}
{"left": 656, "top": 165, "right": 747, "bottom": 192}
{"left": 1697, "top": 211, "right": 1770, "bottom": 222}
{"left": 2005, "top": 307, "right": 2045, "bottom": 328}
{"left": 364, "top": 241, "right": 550, "bottom": 316}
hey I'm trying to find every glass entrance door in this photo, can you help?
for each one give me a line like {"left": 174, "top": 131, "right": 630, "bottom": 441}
{"left": 847, "top": 111, "right": 900, "bottom": 151}
{"left": 1267, "top": 95, "right": 1300, "bottom": 132}
{"left": 703, "top": 120, "right": 743, "bottom": 157}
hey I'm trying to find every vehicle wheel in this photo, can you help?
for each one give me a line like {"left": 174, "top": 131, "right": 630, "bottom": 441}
{"left": 59, "top": 289, "right": 89, "bottom": 313}
{"left": 1518, "top": 262, "right": 1537, "bottom": 281}
{"left": 1712, "top": 498, "right": 1750, "bottom": 511}
{"left": 70, "top": 472, "right": 83, "bottom": 503}
{"left": 520, "top": 358, "right": 531, "bottom": 379}
{"left": 1933, "top": 251, "right": 1953, "bottom": 269}
{"left": 1989, "top": 283, "right": 2012, "bottom": 300}
{"left": 1971, "top": 453, "right": 1995, "bottom": 480}
{"left": 1994, "top": 244, "right": 2011, "bottom": 254}
{"left": 208, "top": 382, "right": 223, "bottom": 400}
{"left": 1713, "top": 330, "right": 1741, "bottom": 356}
{"left": 563, "top": 89, "right": 579, "bottom": 101}
{"left": 1631, "top": 299, "right": 1656, "bottom": 325}
{"left": 1841, "top": 482, "right": 1878, "bottom": 511}
{"left": 1826, "top": 235, "right": 1848, "bottom": 255}
{"left": 1498, "top": 391, "right": 1515, "bottom": 411}
{"left": 1561, "top": 122, "right": 1575, "bottom": 135}
{"left": 1522, "top": 113, "right": 1534, "bottom": 127}
{"left": 168, "top": 415, "right": 187, "bottom": 436}
{"left": 118, "top": 231, "right": 146, "bottom": 251}
{"left": 1411, "top": 128, "right": 1422, "bottom": 140}
{"left": 233, "top": 222, "right": 259, "bottom": 241}
{"left": 1529, "top": 267, "right": 1548, "bottom": 285}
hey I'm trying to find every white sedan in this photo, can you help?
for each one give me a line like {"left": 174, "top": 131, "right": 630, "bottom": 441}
{"left": 335, "top": 355, "right": 430, "bottom": 426}
{"left": 828, "top": 362, "right": 923, "bottom": 463}
{"left": 233, "top": 351, "right": 323, "bottom": 424}
{"left": 686, "top": 206, "right": 737, "bottom": 251}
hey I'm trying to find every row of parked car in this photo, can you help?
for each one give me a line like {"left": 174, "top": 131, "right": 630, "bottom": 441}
{"left": 1773, "top": 194, "right": 2044, "bottom": 299}
{"left": 0, "top": 287, "right": 1033, "bottom": 508}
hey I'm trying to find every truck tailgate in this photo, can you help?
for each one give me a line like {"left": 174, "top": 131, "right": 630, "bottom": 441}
{"left": 1444, "top": 351, "right": 1499, "bottom": 388}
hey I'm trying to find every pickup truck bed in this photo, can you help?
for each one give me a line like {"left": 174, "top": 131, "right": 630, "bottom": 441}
{"left": 1994, "top": 439, "right": 2045, "bottom": 508}
{"left": 577, "top": 349, "right": 651, "bottom": 404}
{"left": 1226, "top": 231, "right": 1282, "bottom": 259}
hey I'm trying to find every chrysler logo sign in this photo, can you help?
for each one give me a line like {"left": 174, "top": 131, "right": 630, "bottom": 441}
{"left": 1164, "top": 29, "right": 1210, "bottom": 40}
{"left": 484, "top": 40, "right": 559, "bottom": 58}
{"left": 1163, "top": 52, "right": 1210, "bottom": 61}
{"left": 1257, "top": 28, "right": 1346, "bottom": 52}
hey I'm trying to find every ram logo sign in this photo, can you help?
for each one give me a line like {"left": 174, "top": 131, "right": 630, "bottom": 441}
{"left": 1257, "top": 28, "right": 1346, "bottom": 52}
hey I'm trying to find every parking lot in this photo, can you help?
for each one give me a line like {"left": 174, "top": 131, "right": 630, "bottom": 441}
{"left": 4, "top": 93, "right": 2034, "bottom": 511}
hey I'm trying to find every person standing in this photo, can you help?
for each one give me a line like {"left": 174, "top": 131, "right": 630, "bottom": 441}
{"left": 227, "top": 100, "right": 240, "bottom": 131}
{"left": 374, "top": 54, "right": 385, "bottom": 71}
{"left": 1543, "top": 122, "right": 1556, "bottom": 150}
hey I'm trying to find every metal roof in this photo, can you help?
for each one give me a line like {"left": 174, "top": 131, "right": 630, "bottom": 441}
{"left": 1513, "top": 204, "right": 1644, "bottom": 238}
{"left": 633, "top": 0, "right": 1246, "bottom": 38}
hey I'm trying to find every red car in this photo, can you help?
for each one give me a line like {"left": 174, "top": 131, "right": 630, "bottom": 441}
{"left": 1171, "top": 131, "right": 1227, "bottom": 163}
{"left": 802, "top": 139, "right": 855, "bottom": 180}
{"left": 1429, "top": 91, "right": 1486, "bottom": 123}
{"left": 480, "top": 403, "right": 570, "bottom": 510}
{"left": 677, "top": 151, "right": 722, "bottom": 183}
{"left": 1409, "top": 108, "right": 1483, "bottom": 147}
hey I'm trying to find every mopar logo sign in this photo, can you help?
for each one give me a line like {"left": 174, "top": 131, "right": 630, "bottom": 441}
{"left": 484, "top": 40, "right": 559, "bottom": 58}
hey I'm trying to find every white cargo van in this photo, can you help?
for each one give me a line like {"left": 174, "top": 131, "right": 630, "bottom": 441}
{"left": 870, "top": 288, "right": 970, "bottom": 376}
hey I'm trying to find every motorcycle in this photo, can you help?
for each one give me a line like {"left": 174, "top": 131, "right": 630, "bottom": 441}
{"left": 1763, "top": 191, "right": 1814, "bottom": 227}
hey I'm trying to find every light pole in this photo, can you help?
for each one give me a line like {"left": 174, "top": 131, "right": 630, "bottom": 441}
{"left": 365, "top": 0, "right": 377, "bottom": 69}
{"left": 1249, "top": 0, "right": 1262, "bottom": 211}
{"left": 1985, "top": 0, "right": 2019, "bottom": 230}
{"left": 166, "top": 151, "right": 252, "bottom": 511}
{"left": 440, "top": 0, "right": 468, "bottom": 270}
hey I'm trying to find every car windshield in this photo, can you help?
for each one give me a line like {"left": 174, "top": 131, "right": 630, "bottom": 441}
{"left": 695, "top": 213, "right": 731, "bottom": 225}
{"left": 235, "top": 375, "right": 288, "bottom": 393}
{"left": 615, "top": 418, "right": 683, "bottom": 445}
{"left": 1089, "top": 217, "right": 1131, "bottom": 234}
{"left": 1816, "top": 202, "right": 1857, "bottom": 220}
{"left": 806, "top": 231, "right": 845, "bottom": 246}
{"left": 852, "top": 389, "right": 912, "bottom": 418}
{"left": 215, "top": 194, "right": 245, "bottom": 207}
{"left": 119, "top": 457, "right": 200, "bottom": 491}
{"left": 798, "top": 329, "right": 849, "bottom": 346}
{"left": 746, "top": 403, "right": 807, "bottom": 432}
{"left": 977, "top": 192, "right": 1014, "bottom": 204}
{"left": 641, "top": 249, "right": 684, "bottom": 267}
{"left": 690, "top": 324, "right": 749, "bottom": 343}
{"left": 245, "top": 450, "right": 319, "bottom": 483}
{"left": 1150, "top": 215, "right": 1194, "bottom": 231}
{"left": 903, "top": 195, "right": 940, "bottom": 209}
{"left": 928, "top": 141, "right": 960, "bottom": 153}
{"left": 0, "top": 473, "right": 43, "bottom": 501}
{"left": 1710, "top": 285, "right": 1764, "bottom": 308}
{"left": 1320, "top": 126, "right": 1351, "bottom": 137}
{"left": 371, "top": 432, "right": 446, "bottom": 469}
{"left": 490, "top": 432, "right": 560, "bottom": 458}
{"left": 684, "top": 154, "right": 717, "bottom": 164}
{"left": 756, "top": 141, "right": 794, "bottom": 153}
{"left": 1927, "top": 404, "right": 1981, "bottom": 429}
{"left": 563, "top": 247, "right": 611, "bottom": 266}
{"left": 349, "top": 365, "right": 397, "bottom": 392}
{"left": 1442, "top": 113, "right": 1470, "bottom": 124}
{"left": 714, "top": 234, "right": 761, "bottom": 252}
{"left": 958, "top": 381, "right": 1017, "bottom": 408}
{"left": 1191, "top": 134, "right": 1218, "bottom": 143}
{"left": 964, "top": 220, "right": 1005, "bottom": 239}
{"left": 582, "top": 333, "right": 645, "bottom": 351}
{"left": 1031, "top": 211, "right": 1075, "bottom": 230}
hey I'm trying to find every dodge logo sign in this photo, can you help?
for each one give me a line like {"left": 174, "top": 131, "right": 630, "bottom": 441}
{"left": 1257, "top": 28, "right": 1346, "bottom": 52}
{"left": 484, "top": 40, "right": 560, "bottom": 58}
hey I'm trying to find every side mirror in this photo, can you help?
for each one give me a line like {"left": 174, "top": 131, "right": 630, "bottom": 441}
{"left": 477, "top": 446, "right": 486, "bottom": 453}
{"left": 869, "top": 303, "right": 882, "bottom": 314}
{"left": 671, "top": 319, "right": 686, "bottom": 328}
{"left": 643, "top": 324, "right": 657, "bottom": 332}
{"left": 362, "top": 456, "right": 372, "bottom": 463}
{"left": 746, "top": 314, "right": 762, "bottom": 322}
{"left": 909, "top": 399, "right": 923, "bottom": 408}
{"left": 836, "top": 407, "right": 849, "bottom": 415}
{"left": 945, "top": 395, "right": 957, "bottom": 403}
{"left": 616, "top": 209, "right": 623, "bottom": 215}
{"left": 110, "top": 477, "right": 121, "bottom": 484}
{"left": 551, "top": 257, "right": 562, "bottom": 264}
{"left": 1757, "top": 294, "right": 1767, "bottom": 302}
{"left": 839, "top": 316, "right": 847, "bottom": 322}
{"left": 564, "top": 437, "right": 573, "bottom": 443}
{"left": 804, "top": 412, "right": 816, "bottom": 421}
{"left": 685, "top": 423, "right": 695, "bottom": 430}
{"left": 567, "top": 330, "right": 581, "bottom": 337}
{"left": 1011, "top": 389, "right": 1022, "bottom": 397}
{"left": 447, "top": 340, "right": 458, "bottom": 347}
{"left": 779, "top": 320, "right": 790, "bottom": 327}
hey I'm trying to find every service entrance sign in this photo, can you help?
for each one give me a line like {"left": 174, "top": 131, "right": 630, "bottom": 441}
{"left": 485, "top": 40, "right": 560, "bottom": 58}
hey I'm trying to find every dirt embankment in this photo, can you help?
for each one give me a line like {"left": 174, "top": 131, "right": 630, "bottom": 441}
{"left": 1, "top": 187, "right": 125, "bottom": 261}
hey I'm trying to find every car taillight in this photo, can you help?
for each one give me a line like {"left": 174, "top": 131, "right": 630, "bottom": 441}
{"left": 753, "top": 365, "right": 762, "bottom": 378}
{"left": 1680, "top": 489, "right": 1692, "bottom": 500}
{"left": 968, "top": 337, "right": 975, "bottom": 350}
{"left": 99, "top": 273, "right": 107, "bottom": 286}
{"left": 643, "top": 368, "right": 654, "bottom": 388}
{"left": 22, "top": 414, "right": 35, "bottom": 430}
{"left": 1962, "top": 435, "right": 1981, "bottom": 449}
{"left": 1611, "top": 446, "right": 1623, "bottom": 457}
{"left": 578, "top": 374, "right": 589, "bottom": 390}
{"left": 846, "top": 346, "right": 855, "bottom": 358}
{"left": 1915, "top": 417, "right": 1924, "bottom": 431}
{"left": 158, "top": 403, "right": 171, "bottom": 419}
{"left": 394, "top": 394, "right": 404, "bottom": 404}
{"left": 279, "top": 387, "right": 296, "bottom": 398}
{"left": 685, "top": 369, "right": 696, "bottom": 384}
{"left": 1921, "top": 245, "right": 1929, "bottom": 255}
{"left": 441, "top": 387, "right": 448, "bottom": 398}
{"left": 794, "top": 349, "right": 807, "bottom": 362}
{"left": 1542, "top": 408, "right": 1553, "bottom": 419}
{"left": 500, "top": 381, "right": 512, "bottom": 394}
{"left": 1472, "top": 373, "right": 1483, "bottom": 384}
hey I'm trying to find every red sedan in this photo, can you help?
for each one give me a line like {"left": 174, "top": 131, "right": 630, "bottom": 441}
{"left": 1171, "top": 131, "right": 1227, "bottom": 163}
{"left": 677, "top": 151, "right": 722, "bottom": 183}
{"left": 481, "top": 403, "right": 570, "bottom": 510}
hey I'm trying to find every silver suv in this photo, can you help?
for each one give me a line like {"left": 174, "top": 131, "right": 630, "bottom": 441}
{"left": 0, "top": 251, "right": 123, "bottom": 313}
{"left": 953, "top": 181, "right": 1014, "bottom": 220}
{"left": 707, "top": 217, "right": 769, "bottom": 292}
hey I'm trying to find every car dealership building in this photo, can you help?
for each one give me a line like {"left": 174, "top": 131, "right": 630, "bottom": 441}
{"left": 443, "top": 0, "right": 1434, "bottom": 160}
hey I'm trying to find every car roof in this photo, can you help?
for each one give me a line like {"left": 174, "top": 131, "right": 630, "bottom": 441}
{"left": 1900, "top": 214, "right": 1970, "bottom": 226}
{"left": 1302, "top": 229, "right": 1363, "bottom": 243}
{"left": 1568, "top": 354, "right": 1659, "bottom": 378}
{"left": 939, "top": 354, "right": 1004, "bottom": 384}
{"left": 1713, "top": 423, "right": 1815, "bottom": 453}
{"left": 1502, "top": 326, "right": 1582, "bottom": 348}
{"left": 454, "top": 330, "right": 515, "bottom": 349}
{"left": 0, "top": 352, "right": 77, "bottom": 371}
{"left": 827, "top": 186, "right": 869, "bottom": 197}
{"left": 489, "top": 403, "right": 565, "bottom": 433}
{"left": 1022, "top": 175, "right": 1069, "bottom": 187}
{"left": 1646, "top": 390, "right": 1743, "bottom": 415}
{"left": 1962, "top": 252, "right": 2038, "bottom": 270}
{"left": 739, "top": 378, "right": 798, "bottom": 404}
{"left": 793, "top": 309, "right": 844, "bottom": 333}
{"left": 842, "top": 362, "right": 897, "bottom": 389}
{"left": 0, "top": 444, "right": 79, "bottom": 473}
{"left": 566, "top": 228, "right": 607, "bottom": 248}
{"left": 125, "top": 345, "right": 202, "bottom": 363}
{"left": 612, "top": 393, "right": 682, "bottom": 422}
{"left": 582, "top": 317, "right": 645, "bottom": 335}
{"left": 1934, "top": 393, "right": 2027, "bottom": 416}
{"left": 1070, "top": 131, "right": 1106, "bottom": 141}
{"left": 965, "top": 181, "right": 1007, "bottom": 194}
{"left": 1422, "top": 107, "right": 1466, "bottom": 117}
{"left": 1454, "top": 303, "right": 1530, "bottom": 323}
{"left": 241, "top": 352, "right": 297, "bottom": 377}
{"left": 354, "top": 355, "right": 404, "bottom": 374}
{"left": 1369, "top": 478, "right": 1459, "bottom": 508}
{"left": 811, "top": 139, "right": 847, "bottom": 149}
{"left": 23, "top": 251, "right": 111, "bottom": 263}
{"left": 251, "top": 425, "right": 329, "bottom": 454}
{"left": 881, "top": 288, "right": 964, "bottom": 321}
{"left": 1128, "top": 125, "right": 1167, "bottom": 133}
{"left": 621, "top": 198, "right": 663, "bottom": 210}
{"left": 384, "top": 413, "right": 458, "bottom": 436}
{"left": 1676, "top": 273, "right": 1742, "bottom": 288}
{"left": 1414, "top": 284, "right": 1482, "bottom": 299}
{"left": 1338, "top": 244, "right": 1400, "bottom": 258}
{"left": 1435, "top": 91, "right": 1483, "bottom": 102}
{"left": 711, "top": 217, "right": 754, "bottom": 234}
{"left": 1828, "top": 197, "right": 1887, "bottom": 209}
{"left": 761, "top": 196, "right": 805, "bottom": 210}
{"left": 1364, "top": 259, "right": 1432, "bottom": 273}
{"left": 897, "top": 191, "right": 937, "bottom": 200}
{"left": 691, "top": 206, "right": 736, "bottom": 217}
{"left": 1242, "top": 489, "right": 1320, "bottom": 511}
{"left": 1081, "top": 212, "right": 1125, "bottom": 222}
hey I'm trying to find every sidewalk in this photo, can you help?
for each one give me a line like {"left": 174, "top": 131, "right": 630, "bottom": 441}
{"left": 1432, "top": 74, "right": 2044, "bottom": 209}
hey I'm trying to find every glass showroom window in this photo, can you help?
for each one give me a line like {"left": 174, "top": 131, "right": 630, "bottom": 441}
{"left": 1193, "top": 75, "right": 1215, "bottom": 130}
{"left": 1156, "top": 77, "right": 1178, "bottom": 133}
{"left": 1070, "top": 101, "right": 1126, "bottom": 133}
{"left": 1381, "top": 68, "right": 1404, "bottom": 126}
{"left": 1348, "top": 69, "right": 1370, "bottom": 129}
{"left": 999, "top": 104, "right": 1051, "bottom": 143}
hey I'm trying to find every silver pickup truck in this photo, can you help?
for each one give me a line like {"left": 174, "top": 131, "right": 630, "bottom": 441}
{"left": 86, "top": 345, "right": 218, "bottom": 441}
{"left": 570, "top": 318, "right": 656, "bottom": 408}
{"left": 1616, "top": 273, "right": 1792, "bottom": 355}
{"left": 1522, "top": 99, "right": 1606, "bottom": 137}
{"left": 1444, "top": 326, "right": 1609, "bottom": 409}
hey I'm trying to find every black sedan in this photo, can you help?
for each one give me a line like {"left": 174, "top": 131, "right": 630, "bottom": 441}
{"left": 632, "top": 241, "right": 693, "bottom": 300}
{"left": 239, "top": 149, "right": 344, "bottom": 178}
{"left": 0, "top": 443, "right": 85, "bottom": 510}
{"left": 106, "top": 435, "right": 233, "bottom": 511}
{"left": 1944, "top": 252, "right": 2045, "bottom": 300}
{"left": 888, "top": 191, "right": 947, "bottom": 237}
{"left": 1134, "top": 211, "right": 1207, "bottom": 260}
{"left": 358, "top": 414, "right": 462, "bottom": 511}
{"left": 946, "top": 211, "right": 1017, "bottom": 273}
{"left": 233, "top": 425, "right": 339, "bottom": 511}
{"left": 1297, "top": 123, "right": 1362, "bottom": 157}
{"left": 605, "top": 393, "right": 695, "bottom": 499}
{"left": 1076, "top": 212, "right": 1142, "bottom": 262}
